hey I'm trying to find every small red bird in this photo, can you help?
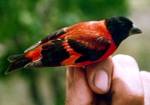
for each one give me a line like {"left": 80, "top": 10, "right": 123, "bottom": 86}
{"left": 7, "top": 16, "right": 142, "bottom": 73}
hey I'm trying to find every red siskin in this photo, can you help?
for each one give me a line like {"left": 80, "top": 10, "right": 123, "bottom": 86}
{"left": 7, "top": 16, "right": 142, "bottom": 73}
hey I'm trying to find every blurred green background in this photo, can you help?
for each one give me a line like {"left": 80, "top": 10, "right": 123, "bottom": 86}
{"left": 0, "top": 0, "right": 149, "bottom": 105}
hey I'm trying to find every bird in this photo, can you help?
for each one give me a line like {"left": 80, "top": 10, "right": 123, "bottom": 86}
{"left": 6, "top": 16, "right": 142, "bottom": 73}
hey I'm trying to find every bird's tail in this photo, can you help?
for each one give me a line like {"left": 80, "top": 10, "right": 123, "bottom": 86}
{"left": 6, "top": 54, "right": 31, "bottom": 74}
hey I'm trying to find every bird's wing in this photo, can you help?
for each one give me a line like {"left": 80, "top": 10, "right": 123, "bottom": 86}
{"left": 24, "top": 27, "right": 68, "bottom": 53}
{"left": 66, "top": 36, "right": 111, "bottom": 63}
{"left": 24, "top": 36, "right": 111, "bottom": 67}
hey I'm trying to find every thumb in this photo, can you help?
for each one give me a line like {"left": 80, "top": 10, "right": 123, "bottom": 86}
{"left": 86, "top": 57, "right": 113, "bottom": 94}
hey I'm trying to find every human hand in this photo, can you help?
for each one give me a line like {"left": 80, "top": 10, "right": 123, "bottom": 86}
{"left": 66, "top": 54, "right": 150, "bottom": 105}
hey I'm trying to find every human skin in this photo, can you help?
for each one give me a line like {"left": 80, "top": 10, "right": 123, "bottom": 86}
{"left": 66, "top": 54, "right": 150, "bottom": 105}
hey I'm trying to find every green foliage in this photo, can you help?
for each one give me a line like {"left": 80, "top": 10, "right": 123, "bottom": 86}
{"left": 0, "top": 0, "right": 128, "bottom": 105}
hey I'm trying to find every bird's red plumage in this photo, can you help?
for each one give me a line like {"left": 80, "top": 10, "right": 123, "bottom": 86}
{"left": 25, "top": 46, "right": 42, "bottom": 61}
{"left": 24, "top": 20, "right": 116, "bottom": 66}
{"left": 7, "top": 16, "right": 142, "bottom": 72}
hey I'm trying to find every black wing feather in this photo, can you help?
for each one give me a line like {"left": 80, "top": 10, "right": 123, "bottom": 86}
{"left": 68, "top": 37, "right": 111, "bottom": 63}
{"left": 41, "top": 27, "right": 67, "bottom": 43}
{"left": 41, "top": 39, "right": 70, "bottom": 66}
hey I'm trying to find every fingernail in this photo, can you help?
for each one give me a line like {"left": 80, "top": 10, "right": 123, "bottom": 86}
{"left": 94, "top": 70, "right": 108, "bottom": 92}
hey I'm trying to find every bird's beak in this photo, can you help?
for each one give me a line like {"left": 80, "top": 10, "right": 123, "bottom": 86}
{"left": 129, "top": 27, "right": 142, "bottom": 35}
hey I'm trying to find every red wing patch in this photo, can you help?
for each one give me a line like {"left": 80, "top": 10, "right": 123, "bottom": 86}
{"left": 61, "top": 40, "right": 81, "bottom": 65}
{"left": 25, "top": 46, "right": 42, "bottom": 61}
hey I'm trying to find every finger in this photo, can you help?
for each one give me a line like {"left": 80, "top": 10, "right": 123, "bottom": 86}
{"left": 66, "top": 67, "right": 94, "bottom": 105}
{"left": 86, "top": 57, "right": 113, "bottom": 94}
{"left": 111, "top": 54, "right": 144, "bottom": 105}
{"left": 140, "top": 71, "right": 150, "bottom": 105}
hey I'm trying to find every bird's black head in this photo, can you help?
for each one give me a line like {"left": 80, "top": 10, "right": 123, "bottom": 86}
{"left": 105, "top": 16, "right": 142, "bottom": 46}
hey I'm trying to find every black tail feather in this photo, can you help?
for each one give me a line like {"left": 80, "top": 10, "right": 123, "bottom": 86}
{"left": 6, "top": 54, "right": 31, "bottom": 74}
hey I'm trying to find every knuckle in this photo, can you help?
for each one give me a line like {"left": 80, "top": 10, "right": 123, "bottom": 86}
{"left": 126, "top": 93, "right": 144, "bottom": 105}
{"left": 120, "top": 90, "right": 144, "bottom": 105}
{"left": 112, "top": 79, "right": 144, "bottom": 105}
